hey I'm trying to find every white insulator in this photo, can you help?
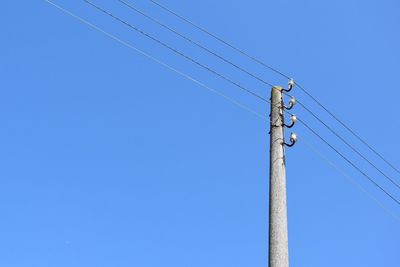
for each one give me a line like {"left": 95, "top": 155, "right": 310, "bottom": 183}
{"left": 288, "top": 79, "right": 295, "bottom": 89}
{"left": 290, "top": 115, "right": 297, "bottom": 123}
{"left": 289, "top": 97, "right": 296, "bottom": 107}
{"left": 290, "top": 132, "right": 298, "bottom": 143}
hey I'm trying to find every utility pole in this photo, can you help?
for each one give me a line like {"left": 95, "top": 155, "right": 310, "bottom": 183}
{"left": 269, "top": 86, "right": 289, "bottom": 267}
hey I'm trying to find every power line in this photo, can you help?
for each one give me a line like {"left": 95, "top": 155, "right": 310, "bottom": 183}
{"left": 149, "top": 0, "right": 400, "bottom": 179}
{"left": 47, "top": 0, "right": 400, "bottom": 214}
{"left": 288, "top": 94, "right": 400, "bottom": 191}
{"left": 118, "top": 0, "right": 274, "bottom": 87}
{"left": 296, "top": 81, "right": 400, "bottom": 177}
{"left": 84, "top": 0, "right": 269, "bottom": 103}
{"left": 298, "top": 117, "right": 400, "bottom": 206}
{"left": 301, "top": 137, "right": 400, "bottom": 223}
{"left": 132, "top": 0, "right": 400, "bottom": 185}
{"left": 148, "top": 0, "right": 291, "bottom": 80}
{"left": 44, "top": 0, "right": 268, "bottom": 121}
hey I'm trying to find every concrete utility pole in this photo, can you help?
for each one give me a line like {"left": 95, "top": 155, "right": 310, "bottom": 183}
{"left": 269, "top": 86, "right": 289, "bottom": 267}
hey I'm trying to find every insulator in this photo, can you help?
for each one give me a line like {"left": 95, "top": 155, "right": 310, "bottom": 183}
{"left": 288, "top": 79, "right": 295, "bottom": 89}
{"left": 284, "top": 114, "right": 297, "bottom": 128}
{"left": 283, "top": 132, "right": 298, "bottom": 147}
{"left": 290, "top": 132, "right": 298, "bottom": 143}
{"left": 290, "top": 115, "right": 297, "bottom": 123}
{"left": 285, "top": 97, "right": 296, "bottom": 110}
{"left": 290, "top": 97, "right": 296, "bottom": 106}
{"left": 283, "top": 79, "right": 296, "bottom": 92}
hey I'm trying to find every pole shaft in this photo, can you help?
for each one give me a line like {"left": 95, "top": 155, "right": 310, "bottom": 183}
{"left": 269, "top": 86, "right": 289, "bottom": 267}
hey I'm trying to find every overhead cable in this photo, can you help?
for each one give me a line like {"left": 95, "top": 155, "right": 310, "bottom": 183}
{"left": 284, "top": 93, "right": 400, "bottom": 191}
{"left": 301, "top": 137, "right": 400, "bottom": 223}
{"left": 45, "top": 0, "right": 267, "bottom": 121}
{"left": 84, "top": 0, "right": 269, "bottom": 103}
{"left": 298, "top": 118, "right": 400, "bottom": 207}
{"left": 148, "top": 0, "right": 291, "bottom": 80}
{"left": 149, "top": 0, "right": 400, "bottom": 178}
{"left": 118, "top": 0, "right": 274, "bottom": 87}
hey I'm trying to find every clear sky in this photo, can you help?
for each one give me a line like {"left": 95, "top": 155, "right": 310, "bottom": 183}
{"left": 2, "top": 0, "right": 400, "bottom": 266}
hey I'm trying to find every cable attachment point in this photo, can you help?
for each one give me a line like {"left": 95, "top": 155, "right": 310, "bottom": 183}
{"left": 283, "top": 78, "right": 295, "bottom": 92}
{"left": 284, "top": 114, "right": 297, "bottom": 128}
{"left": 284, "top": 96, "right": 296, "bottom": 110}
{"left": 283, "top": 133, "right": 298, "bottom": 147}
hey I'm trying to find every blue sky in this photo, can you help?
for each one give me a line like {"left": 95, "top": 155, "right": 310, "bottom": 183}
{"left": 2, "top": 0, "right": 400, "bottom": 266}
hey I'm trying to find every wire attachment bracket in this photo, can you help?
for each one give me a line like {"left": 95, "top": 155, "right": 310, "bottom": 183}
{"left": 284, "top": 115, "right": 297, "bottom": 128}
{"left": 283, "top": 133, "right": 298, "bottom": 147}
{"left": 284, "top": 96, "right": 296, "bottom": 110}
{"left": 283, "top": 78, "right": 295, "bottom": 92}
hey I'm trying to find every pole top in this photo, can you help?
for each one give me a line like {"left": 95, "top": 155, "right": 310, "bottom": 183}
{"left": 272, "top": 86, "right": 283, "bottom": 92}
